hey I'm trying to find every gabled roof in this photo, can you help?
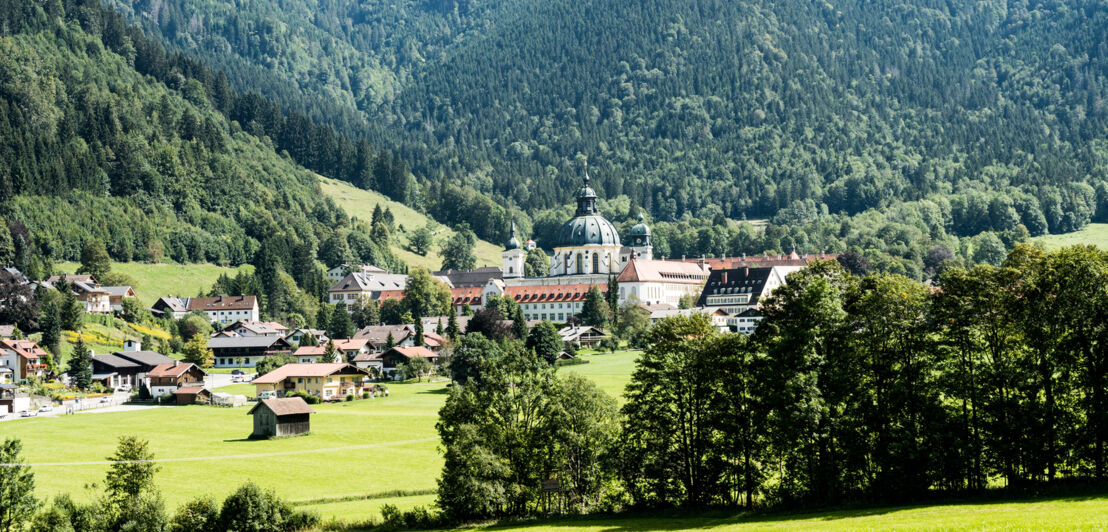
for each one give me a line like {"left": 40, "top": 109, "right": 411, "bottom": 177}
{"left": 187, "top": 296, "right": 257, "bottom": 311}
{"left": 383, "top": 346, "right": 438, "bottom": 360}
{"left": 147, "top": 362, "right": 205, "bottom": 378}
{"left": 91, "top": 353, "right": 140, "bottom": 369}
{"left": 248, "top": 397, "right": 315, "bottom": 416}
{"left": 101, "top": 286, "right": 136, "bottom": 297}
{"left": 293, "top": 346, "right": 326, "bottom": 357}
{"left": 115, "top": 351, "right": 176, "bottom": 367}
{"left": 433, "top": 267, "right": 503, "bottom": 288}
{"left": 328, "top": 271, "right": 409, "bottom": 293}
{"left": 451, "top": 286, "right": 484, "bottom": 305}
{"left": 558, "top": 326, "right": 608, "bottom": 341}
{"left": 152, "top": 297, "right": 188, "bottom": 313}
{"left": 0, "top": 325, "right": 14, "bottom": 338}
{"left": 46, "top": 274, "right": 95, "bottom": 285}
{"left": 616, "top": 259, "right": 710, "bottom": 284}
{"left": 696, "top": 266, "right": 781, "bottom": 307}
{"left": 1, "top": 339, "right": 47, "bottom": 360}
{"left": 252, "top": 363, "right": 367, "bottom": 384}
{"left": 207, "top": 336, "right": 292, "bottom": 350}
{"left": 333, "top": 339, "right": 369, "bottom": 351}
{"left": 354, "top": 325, "right": 413, "bottom": 346}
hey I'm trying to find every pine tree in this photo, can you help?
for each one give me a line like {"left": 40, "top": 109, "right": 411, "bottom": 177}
{"left": 580, "top": 285, "right": 609, "bottom": 328}
{"left": 67, "top": 334, "right": 93, "bottom": 390}
{"left": 181, "top": 333, "right": 214, "bottom": 368}
{"left": 39, "top": 299, "right": 61, "bottom": 356}
{"left": 324, "top": 339, "right": 338, "bottom": 363}
{"left": 606, "top": 276, "right": 620, "bottom": 331}
{"left": 385, "top": 331, "right": 395, "bottom": 350}
{"left": 447, "top": 308, "right": 460, "bottom": 341}
{"left": 414, "top": 316, "right": 425, "bottom": 346}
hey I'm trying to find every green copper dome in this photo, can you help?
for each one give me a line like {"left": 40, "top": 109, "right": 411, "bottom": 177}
{"left": 557, "top": 168, "right": 621, "bottom": 247}
{"left": 630, "top": 212, "right": 651, "bottom": 236}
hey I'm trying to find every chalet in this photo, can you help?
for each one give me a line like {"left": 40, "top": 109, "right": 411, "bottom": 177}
{"left": 248, "top": 397, "right": 315, "bottom": 438}
{"left": 252, "top": 363, "right": 369, "bottom": 401}
{"left": 328, "top": 270, "right": 409, "bottom": 311}
{"left": 208, "top": 335, "right": 293, "bottom": 368}
{"left": 292, "top": 345, "right": 339, "bottom": 364}
{"left": 378, "top": 346, "right": 439, "bottom": 380}
{"left": 0, "top": 339, "right": 47, "bottom": 383}
{"left": 223, "top": 320, "right": 287, "bottom": 337}
{"left": 354, "top": 325, "right": 415, "bottom": 351}
{"left": 90, "top": 350, "right": 176, "bottom": 389}
{"left": 146, "top": 362, "right": 207, "bottom": 398}
{"left": 352, "top": 352, "right": 381, "bottom": 374}
{"left": 332, "top": 339, "right": 370, "bottom": 360}
{"left": 173, "top": 386, "right": 211, "bottom": 405}
{"left": 558, "top": 325, "right": 608, "bottom": 347}
{"left": 285, "top": 328, "right": 327, "bottom": 346}
{"left": 151, "top": 296, "right": 260, "bottom": 324}
{"left": 46, "top": 275, "right": 136, "bottom": 314}
{"left": 72, "top": 281, "right": 111, "bottom": 314}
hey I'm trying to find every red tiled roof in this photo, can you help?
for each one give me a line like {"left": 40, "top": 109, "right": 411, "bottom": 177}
{"left": 333, "top": 339, "right": 369, "bottom": 351}
{"left": 147, "top": 362, "right": 203, "bottom": 378}
{"left": 388, "top": 346, "right": 437, "bottom": 360}
{"left": 616, "top": 259, "right": 710, "bottom": 283}
{"left": 293, "top": 346, "right": 326, "bottom": 356}
{"left": 451, "top": 286, "right": 483, "bottom": 305}
{"left": 376, "top": 290, "right": 405, "bottom": 302}
{"left": 175, "top": 386, "right": 206, "bottom": 395}
{"left": 502, "top": 283, "right": 604, "bottom": 303}
{"left": 248, "top": 397, "right": 315, "bottom": 416}
{"left": 252, "top": 363, "right": 366, "bottom": 384}
{"left": 0, "top": 339, "right": 47, "bottom": 360}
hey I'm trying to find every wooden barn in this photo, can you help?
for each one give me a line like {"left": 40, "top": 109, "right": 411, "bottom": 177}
{"left": 247, "top": 397, "right": 315, "bottom": 438}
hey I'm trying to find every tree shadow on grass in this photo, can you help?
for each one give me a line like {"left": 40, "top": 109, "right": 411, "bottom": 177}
{"left": 484, "top": 491, "right": 1108, "bottom": 531}
{"left": 416, "top": 387, "right": 450, "bottom": 395}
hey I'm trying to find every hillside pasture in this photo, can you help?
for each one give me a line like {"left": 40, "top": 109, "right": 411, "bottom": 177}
{"left": 1034, "top": 223, "right": 1108, "bottom": 251}
{"left": 55, "top": 261, "right": 254, "bottom": 307}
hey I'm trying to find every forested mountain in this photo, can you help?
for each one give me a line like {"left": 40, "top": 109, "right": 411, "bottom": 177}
{"left": 0, "top": 0, "right": 410, "bottom": 322}
{"left": 99, "top": 0, "right": 1108, "bottom": 276}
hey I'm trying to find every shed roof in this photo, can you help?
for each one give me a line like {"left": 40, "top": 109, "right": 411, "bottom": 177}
{"left": 248, "top": 397, "right": 316, "bottom": 416}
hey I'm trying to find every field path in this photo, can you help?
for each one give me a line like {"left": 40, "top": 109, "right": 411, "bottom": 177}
{"left": 2, "top": 437, "right": 437, "bottom": 467}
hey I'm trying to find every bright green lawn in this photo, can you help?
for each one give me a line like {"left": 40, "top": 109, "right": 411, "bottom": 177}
{"left": 561, "top": 350, "right": 639, "bottom": 400}
{"left": 1034, "top": 223, "right": 1108, "bottom": 251}
{"left": 319, "top": 176, "right": 503, "bottom": 271}
{"left": 489, "top": 495, "right": 1108, "bottom": 530}
{"left": 212, "top": 383, "right": 256, "bottom": 397}
{"left": 56, "top": 261, "right": 254, "bottom": 307}
{"left": 6, "top": 380, "right": 449, "bottom": 522}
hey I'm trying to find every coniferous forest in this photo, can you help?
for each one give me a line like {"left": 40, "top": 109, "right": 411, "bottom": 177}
{"left": 99, "top": 0, "right": 1108, "bottom": 275}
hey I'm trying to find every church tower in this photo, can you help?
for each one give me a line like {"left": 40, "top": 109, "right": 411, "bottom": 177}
{"left": 628, "top": 212, "right": 653, "bottom": 260}
{"left": 502, "top": 221, "right": 525, "bottom": 278}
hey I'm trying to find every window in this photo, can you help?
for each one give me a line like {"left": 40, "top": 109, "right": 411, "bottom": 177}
{"left": 576, "top": 253, "right": 584, "bottom": 274}
{"left": 592, "top": 253, "right": 599, "bottom": 273}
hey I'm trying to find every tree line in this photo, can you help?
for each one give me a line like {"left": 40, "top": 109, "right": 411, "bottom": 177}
{"left": 432, "top": 243, "right": 1108, "bottom": 524}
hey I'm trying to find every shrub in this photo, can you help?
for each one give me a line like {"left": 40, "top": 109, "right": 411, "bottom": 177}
{"left": 345, "top": 394, "right": 354, "bottom": 402}
{"left": 219, "top": 482, "right": 318, "bottom": 532}
{"left": 170, "top": 496, "right": 220, "bottom": 532}
{"left": 379, "top": 504, "right": 441, "bottom": 530}
{"left": 361, "top": 392, "right": 370, "bottom": 399}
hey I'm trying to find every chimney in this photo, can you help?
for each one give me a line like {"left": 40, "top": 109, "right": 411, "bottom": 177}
{"left": 722, "top": 272, "right": 728, "bottom": 284}
{"left": 174, "top": 359, "right": 179, "bottom": 367}
{"left": 744, "top": 267, "right": 750, "bottom": 277}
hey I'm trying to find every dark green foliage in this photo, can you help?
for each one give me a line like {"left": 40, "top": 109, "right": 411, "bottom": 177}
{"left": 254, "top": 353, "right": 295, "bottom": 377}
{"left": 38, "top": 299, "right": 61, "bottom": 356}
{"left": 409, "top": 224, "right": 433, "bottom": 256}
{"left": 439, "top": 227, "right": 477, "bottom": 271}
{"left": 0, "top": 438, "right": 36, "bottom": 532}
{"left": 66, "top": 335, "right": 92, "bottom": 390}
{"left": 218, "top": 483, "right": 318, "bottom": 532}
{"left": 58, "top": 288, "right": 83, "bottom": 331}
{"left": 106, "top": 436, "right": 159, "bottom": 501}
{"left": 525, "top": 321, "right": 562, "bottom": 364}
{"left": 523, "top": 248, "right": 549, "bottom": 278}
{"left": 327, "top": 303, "right": 354, "bottom": 339}
{"left": 465, "top": 308, "right": 510, "bottom": 342}
{"left": 168, "top": 496, "right": 220, "bottom": 532}
{"left": 579, "top": 285, "right": 609, "bottom": 327}
{"left": 77, "top": 240, "right": 111, "bottom": 281}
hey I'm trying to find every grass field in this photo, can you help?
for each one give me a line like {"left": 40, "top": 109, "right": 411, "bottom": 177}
{"left": 318, "top": 176, "right": 503, "bottom": 271}
{"left": 55, "top": 261, "right": 254, "bottom": 307}
{"left": 1034, "top": 223, "right": 1108, "bottom": 251}
{"left": 490, "top": 495, "right": 1108, "bottom": 530}
{"left": 7, "top": 351, "right": 639, "bottom": 526}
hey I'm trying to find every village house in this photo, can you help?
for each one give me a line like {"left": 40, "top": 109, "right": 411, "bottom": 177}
{"left": 354, "top": 325, "right": 416, "bottom": 351}
{"left": 151, "top": 295, "right": 259, "bottom": 324}
{"left": 90, "top": 346, "right": 176, "bottom": 389}
{"left": 252, "top": 363, "right": 369, "bottom": 401}
{"left": 222, "top": 320, "right": 288, "bottom": 337}
{"left": 327, "top": 269, "right": 409, "bottom": 311}
{"left": 558, "top": 325, "right": 608, "bottom": 348}
{"left": 45, "top": 275, "right": 136, "bottom": 314}
{"left": 696, "top": 265, "right": 802, "bottom": 334}
{"left": 327, "top": 264, "right": 386, "bottom": 282}
{"left": 249, "top": 397, "right": 315, "bottom": 438}
{"left": 377, "top": 346, "right": 439, "bottom": 380}
{"left": 292, "top": 345, "right": 339, "bottom": 364}
{"left": 0, "top": 339, "right": 48, "bottom": 383}
{"left": 146, "top": 361, "right": 208, "bottom": 398}
{"left": 208, "top": 335, "right": 293, "bottom": 368}
{"left": 285, "top": 328, "right": 327, "bottom": 347}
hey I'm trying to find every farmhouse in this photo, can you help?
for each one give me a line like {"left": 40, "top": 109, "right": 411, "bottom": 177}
{"left": 354, "top": 325, "right": 416, "bottom": 351}
{"left": 248, "top": 397, "right": 315, "bottom": 438}
{"left": 90, "top": 349, "right": 176, "bottom": 389}
{"left": 208, "top": 335, "right": 293, "bottom": 368}
{"left": 558, "top": 325, "right": 608, "bottom": 348}
{"left": 292, "top": 345, "right": 335, "bottom": 363}
{"left": 173, "top": 386, "right": 211, "bottom": 405}
{"left": 146, "top": 361, "right": 207, "bottom": 398}
{"left": 0, "top": 339, "right": 47, "bottom": 383}
{"left": 223, "top": 320, "right": 288, "bottom": 337}
{"left": 151, "top": 295, "right": 260, "bottom": 324}
{"left": 328, "top": 269, "right": 409, "bottom": 311}
{"left": 253, "top": 363, "right": 369, "bottom": 401}
{"left": 378, "top": 346, "right": 439, "bottom": 379}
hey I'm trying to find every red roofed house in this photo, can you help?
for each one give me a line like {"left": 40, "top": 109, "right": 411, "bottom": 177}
{"left": 484, "top": 281, "right": 607, "bottom": 323}
{"left": 293, "top": 345, "right": 336, "bottom": 364}
{"left": 253, "top": 363, "right": 369, "bottom": 401}
{"left": 0, "top": 339, "right": 48, "bottom": 383}
{"left": 450, "top": 286, "right": 484, "bottom": 314}
{"left": 378, "top": 346, "right": 440, "bottom": 380}
{"left": 615, "top": 258, "right": 711, "bottom": 308}
{"left": 332, "top": 339, "right": 371, "bottom": 361}
{"left": 151, "top": 296, "right": 259, "bottom": 324}
{"left": 146, "top": 361, "right": 208, "bottom": 399}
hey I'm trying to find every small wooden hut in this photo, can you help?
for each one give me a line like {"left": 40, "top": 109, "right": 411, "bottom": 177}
{"left": 247, "top": 397, "right": 315, "bottom": 438}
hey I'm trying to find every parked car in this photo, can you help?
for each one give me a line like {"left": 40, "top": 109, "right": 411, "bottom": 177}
{"left": 231, "top": 375, "right": 244, "bottom": 383}
{"left": 231, "top": 369, "right": 244, "bottom": 375}
{"left": 38, "top": 404, "right": 53, "bottom": 413}
{"left": 116, "top": 384, "right": 131, "bottom": 393}
{"left": 258, "top": 390, "right": 277, "bottom": 400}
{"left": 20, "top": 410, "right": 36, "bottom": 417}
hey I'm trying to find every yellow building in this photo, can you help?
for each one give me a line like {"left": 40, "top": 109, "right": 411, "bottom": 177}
{"left": 252, "top": 363, "right": 369, "bottom": 401}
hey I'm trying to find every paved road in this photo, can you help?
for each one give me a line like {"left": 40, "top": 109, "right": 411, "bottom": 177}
{"left": 207, "top": 372, "right": 255, "bottom": 390}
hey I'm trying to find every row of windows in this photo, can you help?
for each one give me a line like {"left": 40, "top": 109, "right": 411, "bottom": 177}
{"left": 522, "top": 302, "right": 581, "bottom": 310}
{"left": 525, "top": 313, "right": 567, "bottom": 321}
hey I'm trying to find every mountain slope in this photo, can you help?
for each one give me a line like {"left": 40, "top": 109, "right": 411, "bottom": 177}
{"left": 105, "top": 0, "right": 1108, "bottom": 227}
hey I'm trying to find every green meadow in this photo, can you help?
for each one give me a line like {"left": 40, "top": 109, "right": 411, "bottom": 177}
{"left": 11, "top": 349, "right": 1108, "bottom": 530}
{"left": 318, "top": 176, "right": 504, "bottom": 271}
{"left": 55, "top": 261, "right": 254, "bottom": 307}
{"left": 1034, "top": 223, "right": 1108, "bottom": 251}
